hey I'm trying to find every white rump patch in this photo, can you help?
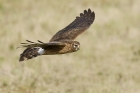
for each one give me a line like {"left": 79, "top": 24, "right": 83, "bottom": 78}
{"left": 37, "top": 47, "right": 45, "bottom": 55}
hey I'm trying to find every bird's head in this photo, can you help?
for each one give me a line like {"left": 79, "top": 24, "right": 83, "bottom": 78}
{"left": 71, "top": 41, "right": 80, "bottom": 52}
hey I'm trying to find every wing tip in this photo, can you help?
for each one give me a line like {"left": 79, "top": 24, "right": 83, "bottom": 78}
{"left": 79, "top": 8, "right": 95, "bottom": 21}
{"left": 88, "top": 8, "right": 91, "bottom": 13}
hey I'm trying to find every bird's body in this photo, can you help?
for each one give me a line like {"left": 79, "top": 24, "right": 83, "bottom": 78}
{"left": 43, "top": 41, "right": 80, "bottom": 55}
{"left": 18, "top": 9, "right": 95, "bottom": 62}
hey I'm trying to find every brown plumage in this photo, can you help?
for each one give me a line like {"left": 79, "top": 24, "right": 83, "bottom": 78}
{"left": 18, "top": 8, "right": 95, "bottom": 62}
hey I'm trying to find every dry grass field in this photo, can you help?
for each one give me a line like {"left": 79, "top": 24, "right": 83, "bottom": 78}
{"left": 0, "top": 0, "right": 140, "bottom": 93}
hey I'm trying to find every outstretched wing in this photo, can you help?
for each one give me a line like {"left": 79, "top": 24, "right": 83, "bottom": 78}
{"left": 17, "top": 40, "right": 66, "bottom": 49}
{"left": 49, "top": 8, "right": 95, "bottom": 42}
{"left": 18, "top": 40, "right": 67, "bottom": 61}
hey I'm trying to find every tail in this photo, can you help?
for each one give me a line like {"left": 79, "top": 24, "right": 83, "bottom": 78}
{"left": 19, "top": 47, "right": 45, "bottom": 62}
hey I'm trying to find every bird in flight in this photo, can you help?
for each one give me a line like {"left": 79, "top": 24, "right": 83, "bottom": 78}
{"left": 18, "top": 8, "right": 95, "bottom": 62}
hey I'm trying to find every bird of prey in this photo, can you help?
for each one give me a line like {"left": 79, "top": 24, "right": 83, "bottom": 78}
{"left": 18, "top": 8, "right": 95, "bottom": 62}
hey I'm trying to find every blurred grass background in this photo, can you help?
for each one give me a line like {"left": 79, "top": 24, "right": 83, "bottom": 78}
{"left": 0, "top": 0, "right": 140, "bottom": 93}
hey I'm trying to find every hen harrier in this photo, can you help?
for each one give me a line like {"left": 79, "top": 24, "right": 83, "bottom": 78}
{"left": 18, "top": 8, "right": 95, "bottom": 62}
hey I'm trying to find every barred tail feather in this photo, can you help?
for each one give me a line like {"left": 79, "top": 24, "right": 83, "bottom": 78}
{"left": 19, "top": 47, "right": 44, "bottom": 62}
